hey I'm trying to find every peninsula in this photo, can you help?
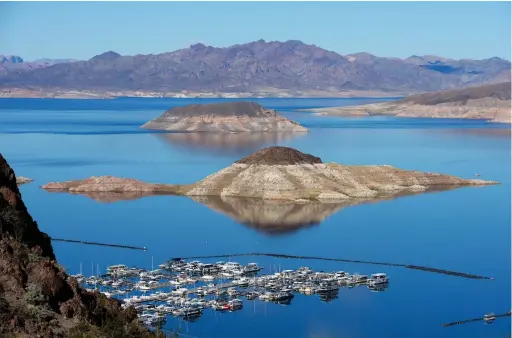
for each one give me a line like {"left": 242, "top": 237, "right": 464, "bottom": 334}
{"left": 141, "top": 101, "right": 307, "bottom": 132}
{"left": 16, "top": 176, "right": 33, "bottom": 185}
{"left": 42, "top": 146, "right": 497, "bottom": 203}
{"left": 307, "top": 82, "right": 512, "bottom": 123}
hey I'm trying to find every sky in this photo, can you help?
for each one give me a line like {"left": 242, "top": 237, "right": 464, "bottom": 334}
{"left": 0, "top": 1, "right": 510, "bottom": 61}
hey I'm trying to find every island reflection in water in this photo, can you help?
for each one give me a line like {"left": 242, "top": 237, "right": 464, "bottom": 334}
{"left": 154, "top": 132, "right": 305, "bottom": 156}
{"left": 47, "top": 185, "right": 470, "bottom": 235}
{"left": 190, "top": 196, "right": 351, "bottom": 234}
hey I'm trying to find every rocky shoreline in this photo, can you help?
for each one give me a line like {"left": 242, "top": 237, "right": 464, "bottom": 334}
{"left": 0, "top": 88, "right": 406, "bottom": 99}
{"left": 305, "top": 82, "right": 512, "bottom": 124}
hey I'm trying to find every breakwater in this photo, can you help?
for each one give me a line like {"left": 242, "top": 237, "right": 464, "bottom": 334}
{"left": 51, "top": 238, "right": 147, "bottom": 251}
{"left": 442, "top": 312, "right": 511, "bottom": 327}
{"left": 175, "top": 253, "right": 494, "bottom": 280}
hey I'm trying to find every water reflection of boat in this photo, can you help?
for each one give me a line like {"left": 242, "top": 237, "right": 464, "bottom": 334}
{"left": 368, "top": 283, "right": 389, "bottom": 292}
{"left": 319, "top": 290, "right": 339, "bottom": 302}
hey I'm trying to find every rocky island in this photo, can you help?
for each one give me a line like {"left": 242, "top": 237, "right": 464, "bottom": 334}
{"left": 42, "top": 146, "right": 497, "bottom": 203}
{"left": 0, "top": 154, "right": 159, "bottom": 337}
{"left": 307, "top": 82, "right": 512, "bottom": 123}
{"left": 141, "top": 101, "right": 308, "bottom": 132}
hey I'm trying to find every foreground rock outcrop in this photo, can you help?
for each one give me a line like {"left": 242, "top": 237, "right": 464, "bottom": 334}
{"left": 141, "top": 101, "right": 308, "bottom": 132}
{"left": 42, "top": 147, "right": 497, "bottom": 203}
{"left": 308, "top": 82, "right": 512, "bottom": 123}
{"left": 0, "top": 154, "right": 160, "bottom": 337}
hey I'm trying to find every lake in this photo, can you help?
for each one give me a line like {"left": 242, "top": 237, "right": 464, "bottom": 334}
{"left": 0, "top": 97, "right": 510, "bottom": 338}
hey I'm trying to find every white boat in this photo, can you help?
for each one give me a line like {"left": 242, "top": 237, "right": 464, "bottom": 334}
{"left": 138, "top": 284, "right": 151, "bottom": 291}
{"left": 228, "top": 299, "right": 243, "bottom": 310}
{"left": 112, "top": 280, "right": 123, "bottom": 288}
{"left": 316, "top": 283, "right": 338, "bottom": 293}
{"left": 171, "top": 288, "right": 189, "bottom": 296}
{"left": 107, "top": 264, "right": 127, "bottom": 274}
{"left": 243, "top": 263, "right": 260, "bottom": 273}
{"left": 227, "top": 287, "right": 240, "bottom": 296}
{"left": 367, "top": 273, "right": 389, "bottom": 285}
{"left": 234, "top": 277, "right": 250, "bottom": 287}
{"left": 232, "top": 269, "right": 244, "bottom": 275}
{"left": 202, "top": 275, "right": 215, "bottom": 281}
{"left": 222, "top": 262, "right": 241, "bottom": 271}
{"left": 483, "top": 313, "right": 496, "bottom": 322}
{"left": 258, "top": 292, "right": 274, "bottom": 301}
{"left": 353, "top": 274, "right": 369, "bottom": 283}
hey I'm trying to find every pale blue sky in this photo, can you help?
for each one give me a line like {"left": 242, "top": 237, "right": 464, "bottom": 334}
{"left": 0, "top": 1, "right": 510, "bottom": 61}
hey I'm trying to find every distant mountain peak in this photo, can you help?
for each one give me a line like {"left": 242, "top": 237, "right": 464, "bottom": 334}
{"left": 0, "top": 55, "right": 24, "bottom": 64}
{"left": 190, "top": 43, "right": 207, "bottom": 49}
{"left": 89, "top": 51, "right": 121, "bottom": 62}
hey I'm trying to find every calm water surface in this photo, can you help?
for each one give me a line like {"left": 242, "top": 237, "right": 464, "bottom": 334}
{"left": 0, "top": 98, "right": 510, "bottom": 338}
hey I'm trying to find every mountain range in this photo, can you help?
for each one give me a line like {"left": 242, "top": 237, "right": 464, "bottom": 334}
{"left": 0, "top": 40, "right": 510, "bottom": 94}
{"left": 0, "top": 54, "right": 77, "bottom": 72}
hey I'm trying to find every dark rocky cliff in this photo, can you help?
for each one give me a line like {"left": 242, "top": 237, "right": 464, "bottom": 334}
{"left": 0, "top": 153, "right": 160, "bottom": 337}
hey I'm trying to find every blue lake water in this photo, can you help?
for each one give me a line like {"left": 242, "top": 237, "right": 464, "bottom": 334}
{"left": 0, "top": 97, "right": 510, "bottom": 338}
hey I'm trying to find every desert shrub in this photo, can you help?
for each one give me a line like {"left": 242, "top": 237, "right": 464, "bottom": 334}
{"left": 23, "top": 283, "right": 47, "bottom": 305}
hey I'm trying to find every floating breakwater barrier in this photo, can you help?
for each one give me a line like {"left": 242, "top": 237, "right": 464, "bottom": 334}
{"left": 175, "top": 253, "right": 494, "bottom": 280}
{"left": 404, "top": 265, "right": 493, "bottom": 280}
{"left": 442, "top": 312, "right": 511, "bottom": 327}
{"left": 51, "top": 237, "right": 147, "bottom": 251}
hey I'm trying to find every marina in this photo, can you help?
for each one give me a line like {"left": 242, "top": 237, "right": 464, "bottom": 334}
{"left": 73, "top": 258, "right": 390, "bottom": 328}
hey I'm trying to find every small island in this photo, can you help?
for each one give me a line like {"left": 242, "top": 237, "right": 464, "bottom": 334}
{"left": 42, "top": 146, "right": 497, "bottom": 203}
{"left": 141, "top": 101, "right": 308, "bottom": 132}
{"left": 16, "top": 176, "right": 33, "bottom": 185}
{"left": 307, "top": 82, "right": 511, "bottom": 123}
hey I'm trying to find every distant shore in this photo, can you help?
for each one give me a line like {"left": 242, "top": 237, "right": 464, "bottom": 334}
{"left": 0, "top": 88, "right": 407, "bottom": 99}
{"left": 302, "top": 82, "right": 512, "bottom": 124}
{"left": 304, "top": 102, "right": 511, "bottom": 124}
